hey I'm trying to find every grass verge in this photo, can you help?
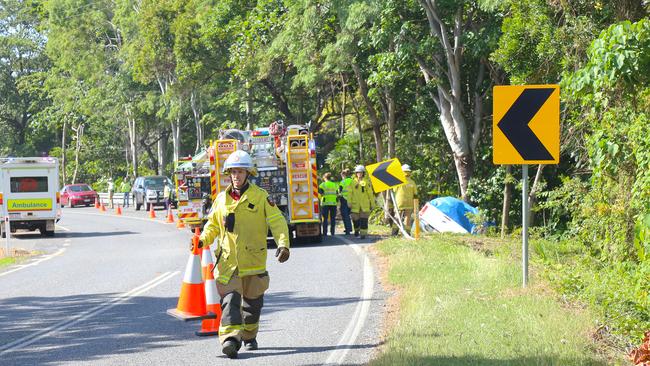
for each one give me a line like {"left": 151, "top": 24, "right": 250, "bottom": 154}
{"left": 370, "top": 234, "right": 625, "bottom": 366}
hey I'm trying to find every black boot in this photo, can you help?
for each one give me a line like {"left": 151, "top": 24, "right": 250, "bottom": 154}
{"left": 243, "top": 338, "right": 258, "bottom": 351}
{"left": 222, "top": 337, "right": 241, "bottom": 358}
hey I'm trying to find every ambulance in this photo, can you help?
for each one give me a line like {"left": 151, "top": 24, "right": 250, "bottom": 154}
{"left": 0, "top": 157, "right": 61, "bottom": 237}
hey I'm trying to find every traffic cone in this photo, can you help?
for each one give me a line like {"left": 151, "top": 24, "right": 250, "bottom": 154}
{"left": 167, "top": 234, "right": 208, "bottom": 321}
{"left": 176, "top": 219, "right": 186, "bottom": 229}
{"left": 166, "top": 208, "right": 175, "bottom": 223}
{"left": 116, "top": 205, "right": 122, "bottom": 215}
{"left": 94, "top": 197, "right": 100, "bottom": 209}
{"left": 196, "top": 243, "right": 221, "bottom": 336}
{"left": 100, "top": 202, "right": 106, "bottom": 212}
{"left": 149, "top": 205, "right": 156, "bottom": 219}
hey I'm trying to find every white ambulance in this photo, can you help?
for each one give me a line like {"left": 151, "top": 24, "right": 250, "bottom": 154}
{"left": 0, "top": 157, "right": 61, "bottom": 237}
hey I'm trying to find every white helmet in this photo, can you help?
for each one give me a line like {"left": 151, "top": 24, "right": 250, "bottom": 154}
{"left": 354, "top": 165, "right": 366, "bottom": 173}
{"left": 402, "top": 164, "right": 411, "bottom": 172}
{"left": 223, "top": 150, "right": 257, "bottom": 176}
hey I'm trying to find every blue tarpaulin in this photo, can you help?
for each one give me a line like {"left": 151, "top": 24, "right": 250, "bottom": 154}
{"left": 429, "top": 197, "right": 478, "bottom": 233}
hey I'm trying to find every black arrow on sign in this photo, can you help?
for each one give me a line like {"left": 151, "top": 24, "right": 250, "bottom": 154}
{"left": 372, "top": 161, "right": 403, "bottom": 187}
{"left": 497, "top": 88, "right": 555, "bottom": 160}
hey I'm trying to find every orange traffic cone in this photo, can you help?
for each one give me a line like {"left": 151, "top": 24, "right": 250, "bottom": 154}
{"left": 166, "top": 208, "right": 175, "bottom": 223}
{"left": 176, "top": 219, "right": 186, "bottom": 229}
{"left": 94, "top": 197, "right": 100, "bottom": 209}
{"left": 116, "top": 205, "right": 122, "bottom": 215}
{"left": 167, "top": 234, "right": 208, "bottom": 321}
{"left": 149, "top": 205, "right": 156, "bottom": 219}
{"left": 196, "top": 243, "right": 221, "bottom": 336}
{"left": 100, "top": 202, "right": 106, "bottom": 212}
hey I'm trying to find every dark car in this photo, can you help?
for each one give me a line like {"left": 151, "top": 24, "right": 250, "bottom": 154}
{"left": 132, "top": 176, "right": 176, "bottom": 211}
{"left": 60, "top": 184, "right": 98, "bottom": 207}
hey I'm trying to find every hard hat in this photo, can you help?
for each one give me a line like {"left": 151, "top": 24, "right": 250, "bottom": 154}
{"left": 354, "top": 165, "right": 366, "bottom": 173}
{"left": 402, "top": 164, "right": 411, "bottom": 172}
{"left": 223, "top": 150, "right": 257, "bottom": 177}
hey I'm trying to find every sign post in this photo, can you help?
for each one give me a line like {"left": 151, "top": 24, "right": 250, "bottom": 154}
{"left": 365, "top": 158, "right": 412, "bottom": 239}
{"left": 493, "top": 85, "right": 560, "bottom": 287}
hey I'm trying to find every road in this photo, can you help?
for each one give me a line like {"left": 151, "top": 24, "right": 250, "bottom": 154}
{"left": 0, "top": 206, "right": 386, "bottom": 365}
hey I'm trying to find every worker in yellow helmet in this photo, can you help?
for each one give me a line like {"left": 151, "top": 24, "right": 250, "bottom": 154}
{"left": 391, "top": 164, "right": 418, "bottom": 235}
{"left": 349, "top": 165, "right": 376, "bottom": 239}
{"left": 195, "top": 150, "right": 290, "bottom": 359}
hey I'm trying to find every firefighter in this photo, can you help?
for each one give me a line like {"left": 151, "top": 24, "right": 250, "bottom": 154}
{"left": 338, "top": 169, "right": 353, "bottom": 235}
{"left": 319, "top": 172, "right": 338, "bottom": 235}
{"left": 391, "top": 164, "right": 418, "bottom": 235}
{"left": 349, "top": 165, "right": 376, "bottom": 239}
{"left": 195, "top": 150, "right": 290, "bottom": 359}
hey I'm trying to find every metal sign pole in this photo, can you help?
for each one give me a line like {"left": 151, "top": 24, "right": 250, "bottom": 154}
{"left": 522, "top": 164, "right": 529, "bottom": 287}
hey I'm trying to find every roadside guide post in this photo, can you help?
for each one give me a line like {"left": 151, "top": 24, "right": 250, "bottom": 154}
{"left": 365, "top": 158, "right": 411, "bottom": 239}
{"left": 493, "top": 85, "right": 560, "bottom": 287}
{"left": 413, "top": 198, "right": 420, "bottom": 240}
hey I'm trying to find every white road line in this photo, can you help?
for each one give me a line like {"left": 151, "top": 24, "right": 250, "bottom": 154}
{"left": 325, "top": 236, "right": 375, "bottom": 365}
{"left": 0, "top": 271, "right": 179, "bottom": 355}
{"left": 0, "top": 248, "right": 67, "bottom": 278}
{"left": 56, "top": 225, "right": 71, "bottom": 232}
{"left": 63, "top": 210, "right": 176, "bottom": 226}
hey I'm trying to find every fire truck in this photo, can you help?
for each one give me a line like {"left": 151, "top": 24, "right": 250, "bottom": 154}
{"left": 174, "top": 122, "right": 322, "bottom": 243}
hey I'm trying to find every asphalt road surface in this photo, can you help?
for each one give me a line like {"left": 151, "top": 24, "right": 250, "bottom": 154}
{"left": 0, "top": 206, "right": 386, "bottom": 365}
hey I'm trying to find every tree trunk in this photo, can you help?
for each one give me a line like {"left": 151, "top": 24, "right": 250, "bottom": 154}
{"left": 157, "top": 132, "right": 167, "bottom": 176}
{"left": 246, "top": 80, "right": 254, "bottom": 130}
{"left": 61, "top": 117, "right": 67, "bottom": 184}
{"left": 352, "top": 62, "right": 384, "bottom": 162}
{"left": 190, "top": 90, "right": 203, "bottom": 153}
{"left": 386, "top": 89, "right": 396, "bottom": 158}
{"left": 500, "top": 165, "right": 512, "bottom": 238}
{"left": 71, "top": 124, "right": 84, "bottom": 184}
{"left": 125, "top": 106, "right": 138, "bottom": 179}
{"left": 350, "top": 96, "right": 364, "bottom": 161}
{"left": 527, "top": 164, "right": 545, "bottom": 226}
{"left": 340, "top": 73, "right": 347, "bottom": 138}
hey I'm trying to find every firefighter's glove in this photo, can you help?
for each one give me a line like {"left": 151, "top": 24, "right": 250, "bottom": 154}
{"left": 275, "top": 247, "right": 290, "bottom": 263}
{"left": 190, "top": 238, "right": 203, "bottom": 251}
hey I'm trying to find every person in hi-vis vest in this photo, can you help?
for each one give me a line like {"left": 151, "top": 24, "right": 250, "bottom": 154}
{"left": 319, "top": 172, "right": 338, "bottom": 235}
{"left": 338, "top": 169, "right": 353, "bottom": 235}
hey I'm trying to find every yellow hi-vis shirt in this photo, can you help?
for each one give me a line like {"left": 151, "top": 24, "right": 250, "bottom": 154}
{"left": 349, "top": 177, "right": 376, "bottom": 213}
{"left": 199, "top": 183, "right": 289, "bottom": 284}
{"left": 393, "top": 177, "right": 417, "bottom": 210}
{"left": 319, "top": 180, "right": 338, "bottom": 206}
{"left": 339, "top": 177, "right": 353, "bottom": 200}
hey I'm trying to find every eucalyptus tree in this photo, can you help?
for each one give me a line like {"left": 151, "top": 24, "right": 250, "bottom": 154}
{"left": 410, "top": 0, "right": 499, "bottom": 201}
{"left": 0, "top": 0, "right": 50, "bottom": 154}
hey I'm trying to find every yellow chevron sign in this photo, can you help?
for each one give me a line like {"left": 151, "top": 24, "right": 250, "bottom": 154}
{"left": 365, "top": 158, "right": 406, "bottom": 193}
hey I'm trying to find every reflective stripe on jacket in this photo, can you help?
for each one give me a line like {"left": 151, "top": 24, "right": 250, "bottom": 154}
{"left": 349, "top": 177, "right": 375, "bottom": 213}
{"left": 393, "top": 177, "right": 417, "bottom": 210}
{"left": 339, "top": 177, "right": 353, "bottom": 200}
{"left": 319, "top": 180, "right": 338, "bottom": 206}
{"left": 199, "top": 183, "right": 289, "bottom": 284}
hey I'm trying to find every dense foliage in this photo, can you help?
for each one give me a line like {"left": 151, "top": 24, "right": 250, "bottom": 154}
{"left": 1, "top": 0, "right": 648, "bottom": 348}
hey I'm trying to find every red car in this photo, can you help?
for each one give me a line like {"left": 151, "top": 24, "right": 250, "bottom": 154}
{"left": 60, "top": 184, "right": 98, "bottom": 207}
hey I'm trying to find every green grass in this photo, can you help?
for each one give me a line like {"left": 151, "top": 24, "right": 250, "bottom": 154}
{"left": 0, "top": 256, "right": 19, "bottom": 268}
{"left": 370, "top": 235, "right": 624, "bottom": 366}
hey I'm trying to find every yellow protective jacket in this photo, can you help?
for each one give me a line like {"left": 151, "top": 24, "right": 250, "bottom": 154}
{"left": 393, "top": 177, "right": 417, "bottom": 210}
{"left": 199, "top": 183, "right": 289, "bottom": 284}
{"left": 349, "top": 177, "right": 376, "bottom": 213}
